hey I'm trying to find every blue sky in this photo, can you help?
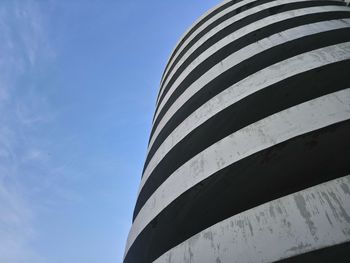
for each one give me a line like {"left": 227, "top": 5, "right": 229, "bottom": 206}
{"left": 0, "top": 0, "right": 220, "bottom": 262}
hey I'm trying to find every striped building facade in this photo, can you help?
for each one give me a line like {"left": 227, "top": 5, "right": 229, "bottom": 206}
{"left": 124, "top": 0, "right": 350, "bottom": 262}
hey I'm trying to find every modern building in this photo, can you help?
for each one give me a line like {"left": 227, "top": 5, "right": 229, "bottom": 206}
{"left": 124, "top": 0, "right": 350, "bottom": 262}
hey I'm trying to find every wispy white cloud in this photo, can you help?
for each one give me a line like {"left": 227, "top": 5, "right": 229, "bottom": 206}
{"left": 0, "top": 180, "right": 42, "bottom": 262}
{"left": 0, "top": 1, "right": 57, "bottom": 262}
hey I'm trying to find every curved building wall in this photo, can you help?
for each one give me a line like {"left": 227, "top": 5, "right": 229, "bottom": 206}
{"left": 124, "top": 0, "right": 350, "bottom": 262}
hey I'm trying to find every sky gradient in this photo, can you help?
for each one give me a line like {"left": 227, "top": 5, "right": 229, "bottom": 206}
{"left": 0, "top": 0, "right": 221, "bottom": 262}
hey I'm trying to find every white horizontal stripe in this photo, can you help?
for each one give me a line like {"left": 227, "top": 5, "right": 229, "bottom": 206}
{"left": 153, "top": 4, "right": 350, "bottom": 125}
{"left": 159, "top": 0, "right": 232, "bottom": 85}
{"left": 149, "top": 6, "right": 350, "bottom": 154}
{"left": 158, "top": 0, "right": 316, "bottom": 105}
{"left": 139, "top": 41, "right": 350, "bottom": 195}
{"left": 141, "top": 18, "right": 350, "bottom": 191}
{"left": 126, "top": 88, "right": 350, "bottom": 255}
{"left": 158, "top": 0, "right": 263, "bottom": 96}
{"left": 154, "top": 175, "right": 350, "bottom": 263}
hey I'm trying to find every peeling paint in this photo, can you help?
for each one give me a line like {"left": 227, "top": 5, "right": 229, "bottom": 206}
{"left": 286, "top": 242, "right": 312, "bottom": 253}
{"left": 247, "top": 220, "right": 254, "bottom": 236}
{"left": 276, "top": 205, "right": 283, "bottom": 215}
{"left": 321, "top": 191, "right": 341, "bottom": 222}
{"left": 328, "top": 191, "right": 350, "bottom": 224}
{"left": 154, "top": 176, "right": 350, "bottom": 263}
{"left": 203, "top": 231, "right": 215, "bottom": 249}
{"left": 325, "top": 211, "right": 333, "bottom": 227}
{"left": 293, "top": 194, "right": 318, "bottom": 238}
{"left": 340, "top": 182, "right": 350, "bottom": 196}
{"left": 269, "top": 204, "right": 276, "bottom": 218}
{"left": 128, "top": 68, "right": 350, "bottom": 260}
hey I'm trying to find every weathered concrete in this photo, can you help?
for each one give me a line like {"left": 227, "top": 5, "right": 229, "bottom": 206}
{"left": 148, "top": 5, "right": 350, "bottom": 158}
{"left": 158, "top": 0, "right": 256, "bottom": 93}
{"left": 159, "top": 0, "right": 309, "bottom": 99}
{"left": 152, "top": 5, "right": 350, "bottom": 129}
{"left": 154, "top": 175, "right": 350, "bottom": 263}
{"left": 141, "top": 18, "right": 350, "bottom": 192}
{"left": 124, "top": 1, "right": 350, "bottom": 262}
{"left": 126, "top": 88, "right": 350, "bottom": 254}
{"left": 141, "top": 40, "right": 350, "bottom": 195}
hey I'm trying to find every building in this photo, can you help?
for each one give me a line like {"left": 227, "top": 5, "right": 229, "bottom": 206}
{"left": 124, "top": 0, "right": 350, "bottom": 262}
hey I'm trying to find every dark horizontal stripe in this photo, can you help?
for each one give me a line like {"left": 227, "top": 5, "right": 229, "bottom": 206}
{"left": 141, "top": 24, "right": 350, "bottom": 183}
{"left": 125, "top": 120, "right": 350, "bottom": 263}
{"left": 148, "top": 8, "right": 350, "bottom": 160}
{"left": 144, "top": 11, "right": 350, "bottom": 177}
{"left": 133, "top": 59, "right": 350, "bottom": 220}
{"left": 159, "top": 0, "right": 240, "bottom": 86}
{"left": 152, "top": 0, "right": 347, "bottom": 129}
{"left": 276, "top": 241, "right": 350, "bottom": 262}
{"left": 158, "top": 0, "right": 279, "bottom": 104}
